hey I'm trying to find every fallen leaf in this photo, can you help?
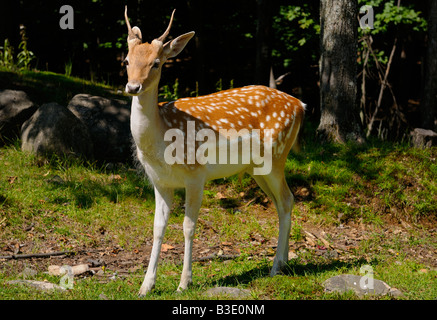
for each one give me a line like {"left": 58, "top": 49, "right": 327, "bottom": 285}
{"left": 306, "top": 237, "right": 316, "bottom": 247}
{"left": 250, "top": 233, "right": 267, "bottom": 244}
{"left": 288, "top": 251, "right": 298, "bottom": 259}
{"left": 304, "top": 231, "right": 317, "bottom": 246}
{"left": 216, "top": 192, "right": 226, "bottom": 200}
{"left": 8, "top": 176, "right": 17, "bottom": 185}
{"left": 161, "top": 244, "right": 175, "bottom": 252}
{"left": 297, "top": 187, "right": 310, "bottom": 197}
{"left": 110, "top": 174, "right": 123, "bottom": 182}
{"left": 111, "top": 247, "right": 121, "bottom": 254}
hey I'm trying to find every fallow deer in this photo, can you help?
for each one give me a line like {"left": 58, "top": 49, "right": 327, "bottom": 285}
{"left": 123, "top": 7, "right": 306, "bottom": 296}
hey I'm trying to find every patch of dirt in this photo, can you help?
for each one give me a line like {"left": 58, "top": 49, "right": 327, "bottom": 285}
{"left": 1, "top": 209, "right": 436, "bottom": 282}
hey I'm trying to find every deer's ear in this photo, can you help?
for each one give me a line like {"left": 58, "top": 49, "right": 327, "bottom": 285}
{"left": 127, "top": 26, "right": 142, "bottom": 46}
{"left": 163, "top": 31, "right": 195, "bottom": 59}
{"left": 132, "top": 26, "right": 142, "bottom": 41}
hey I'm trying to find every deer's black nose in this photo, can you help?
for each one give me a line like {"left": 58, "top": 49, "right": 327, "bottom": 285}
{"left": 126, "top": 83, "right": 141, "bottom": 94}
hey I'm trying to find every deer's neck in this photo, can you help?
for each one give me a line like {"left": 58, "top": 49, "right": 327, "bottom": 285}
{"left": 130, "top": 86, "right": 165, "bottom": 154}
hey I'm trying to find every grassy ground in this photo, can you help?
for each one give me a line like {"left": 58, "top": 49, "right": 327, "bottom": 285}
{"left": 0, "top": 68, "right": 126, "bottom": 107}
{"left": 1, "top": 134, "right": 436, "bottom": 300}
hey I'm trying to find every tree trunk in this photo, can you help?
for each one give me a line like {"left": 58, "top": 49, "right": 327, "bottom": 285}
{"left": 421, "top": 0, "right": 437, "bottom": 131}
{"left": 318, "top": 0, "right": 365, "bottom": 144}
{"left": 255, "top": 0, "right": 274, "bottom": 86}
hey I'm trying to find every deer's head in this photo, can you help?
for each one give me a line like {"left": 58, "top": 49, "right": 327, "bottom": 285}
{"left": 124, "top": 7, "right": 195, "bottom": 95}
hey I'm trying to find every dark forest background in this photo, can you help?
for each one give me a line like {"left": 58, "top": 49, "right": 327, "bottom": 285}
{"left": 0, "top": 0, "right": 434, "bottom": 140}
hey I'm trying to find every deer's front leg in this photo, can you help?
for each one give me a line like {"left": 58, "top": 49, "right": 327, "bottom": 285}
{"left": 139, "top": 185, "right": 173, "bottom": 297}
{"left": 177, "top": 181, "right": 204, "bottom": 292}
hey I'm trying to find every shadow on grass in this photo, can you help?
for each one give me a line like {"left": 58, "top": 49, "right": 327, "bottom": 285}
{"left": 44, "top": 166, "right": 154, "bottom": 209}
{"left": 217, "top": 257, "right": 372, "bottom": 287}
{"left": 286, "top": 125, "right": 415, "bottom": 187}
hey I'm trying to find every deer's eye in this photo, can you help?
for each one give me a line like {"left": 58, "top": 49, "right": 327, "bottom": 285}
{"left": 123, "top": 58, "right": 129, "bottom": 67}
{"left": 152, "top": 59, "right": 160, "bottom": 69}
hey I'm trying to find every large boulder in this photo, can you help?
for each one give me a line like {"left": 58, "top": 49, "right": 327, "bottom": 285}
{"left": 0, "top": 89, "right": 38, "bottom": 144}
{"left": 21, "top": 102, "right": 93, "bottom": 159}
{"left": 67, "top": 94, "right": 132, "bottom": 162}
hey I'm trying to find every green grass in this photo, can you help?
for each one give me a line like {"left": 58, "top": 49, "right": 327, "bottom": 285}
{"left": 1, "top": 137, "right": 436, "bottom": 300}
{"left": 287, "top": 138, "right": 437, "bottom": 224}
{"left": 1, "top": 253, "right": 435, "bottom": 300}
{"left": 0, "top": 67, "right": 126, "bottom": 107}
{"left": 0, "top": 145, "right": 155, "bottom": 247}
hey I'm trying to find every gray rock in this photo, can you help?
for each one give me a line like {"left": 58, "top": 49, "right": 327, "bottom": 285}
{"left": 45, "top": 175, "right": 65, "bottom": 185}
{"left": 323, "top": 274, "right": 403, "bottom": 298}
{"left": 388, "top": 287, "right": 404, "bottom": 298}
{"left": 7, "top": 280, "right": 66, "bottom": 291}
{"left": 205, "top": 286, "right": 251, "bottom": 298}
{"left": 67, "top": 94, "right": 132, "bottom": 162}
{"left": 99, "top": 293, "right": 110, "bottom": 300}
{"left": 411, "top": 128, "right": 437, "bottom": 149}
{"left": 21, "top": 102, "right": 93, "bottom": 159}
{"left": 0, "top": 89, "right": 37, "bottom": 144}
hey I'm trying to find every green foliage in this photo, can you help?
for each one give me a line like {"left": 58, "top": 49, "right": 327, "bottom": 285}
{"left": 159, "top": 78, "right": 180, "bottom": 101}
{"left": 290, "top": 221, "right": 304, "bottom": 242}
{"left": 0, "top": 39, "right": 15, "bottom": 69}
{"left": 0, "top": 26, "right": 36, "bottom": 71}
{"left": 356, "top": 0, "right": 428, "bottom": 139}
{"left": 359, "top": 0, "right": 427, "bottom": 34}
{"left": 272, "top": 4, "right": 319, "bottom": 69}
{"left": 214, "top": 78, "right": 234, "bottom": 93}
{"left": 16, "top": 42, "right": 35, "bottom": 70}
{"left": 358, "top": 0, "right": 427, "bottom": 65}
{"left": 16, "top": 26, "right": 35, "bottom": 70}
{"left": 272, "top": 1, "right": 426, "bottom": 76}
{"left": 64, "top": 59, "right": 73, "bottom": 77}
